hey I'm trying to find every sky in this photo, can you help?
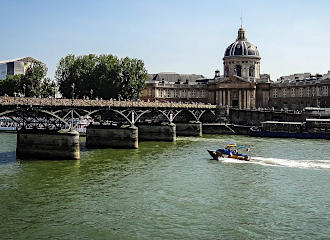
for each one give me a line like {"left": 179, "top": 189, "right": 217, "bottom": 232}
{"left": 1, "top": 0, "right": 330, "bottom": 80}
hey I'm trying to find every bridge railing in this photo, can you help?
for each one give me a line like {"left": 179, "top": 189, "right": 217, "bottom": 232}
{"left": 0, "top": 96, "right": 216, "bottom": 109}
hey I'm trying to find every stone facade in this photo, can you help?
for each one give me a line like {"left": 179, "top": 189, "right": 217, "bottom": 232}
{"left": 140, "top": 73, "right": 208, "bottom": 103}
{"left": 269, "top": 75, "right": 330, "bottom": 110}
{"left": 140, "top": 27, "right": 330, "bottom": 111}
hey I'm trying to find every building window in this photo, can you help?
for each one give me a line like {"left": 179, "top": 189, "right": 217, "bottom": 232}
{"left": 307, "top": 87, "right": 310, "bottom": 97}
{"left": 283, "top": 88, "right": 286, "bottom": 97}
{"left": 312, "top": 87, "right": 315, "bottom": 96}
{"left": 201, "top": 90, "right": 206, "bottom": 97}
{"left": 235, "top": 65, "right": 242, "bottom": 77}
{"left": 291, "top": 88, "right": 295, "bottom": 97}
{"left": 166, "top": 89, "right": 171, "bottom": 98}
{"left": 323, "top": 86, "right": 328, "bottom": 96}
{"left": 182, "top": 89, "right": 187, "bottom": 98}
{"left": 174, "top": 89, "right": 177, "bottom": 98}
{"left": 273, "top": 89, "right": 278, "bottom": 98}
{"left": 299, "top": 88, "right": 303, "bottom": 97}
{"left": 148, "top": 88, "right": 152, "bottom": 97}
{"left": 249, "top": 66, "right": 254, "bottom": 77}
{"left": 191, "top": 90, "right": 196, "bottom": 98}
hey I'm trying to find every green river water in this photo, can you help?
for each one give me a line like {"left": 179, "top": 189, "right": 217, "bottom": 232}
{"left": 0, "top": 133, "right": 330, "bottom": 239}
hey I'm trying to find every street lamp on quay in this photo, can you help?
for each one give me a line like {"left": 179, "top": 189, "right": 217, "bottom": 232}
{"left": 71, "top": 83, "right": 75, "bottom": 130}
{"left": 23, "top": 84, "right": 26, "bottom": 97}
{"left": 71, "top": 83, "right": 75, "bottom": 103}
{"left": 90, "top": 89, "right": 93, "bottom": 100}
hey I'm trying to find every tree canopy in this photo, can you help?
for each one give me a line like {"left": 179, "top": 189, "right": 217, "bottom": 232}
{"left": 0, "top": 62, "right": 56, "bottom": 97}
{"left": 55, "top": 54, "right": 148, "bottom": 100}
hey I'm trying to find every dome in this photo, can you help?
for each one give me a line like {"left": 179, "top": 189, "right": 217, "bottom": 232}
{"left": 224, "top": 27, "right": 260, "bottom": 58}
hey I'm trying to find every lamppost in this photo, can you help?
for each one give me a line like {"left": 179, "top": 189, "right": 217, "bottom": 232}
{"left": 71, "top": 83, "right": 75, "bottom": 130}
{"left": 72, "top": 83, "right": 75, "bottom": 103}
{"left": 90, "top": 89, "right": 93, "bottom": 100}
{"left": 23, "top": 84, "right": 26, "bottom": 97}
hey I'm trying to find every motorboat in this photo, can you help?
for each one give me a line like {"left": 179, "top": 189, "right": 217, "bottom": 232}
{"left": 207, "top": 144, "right": 250, "bottom": 161}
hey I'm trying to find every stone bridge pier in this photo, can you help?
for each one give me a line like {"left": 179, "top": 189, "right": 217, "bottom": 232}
{"left": 16, "top": 129, "right": 80, "bottom": 160}
{"left": 137, "top": 122, "right": 176, "bottom": 141}
{"left": 86, "top": 124, "right": 138, "bottom": 149}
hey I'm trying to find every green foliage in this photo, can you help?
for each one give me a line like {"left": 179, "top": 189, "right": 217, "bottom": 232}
{"left": 0, "top": 75, "right": 21, "bottom": 96}
{"left": 40, "top": 78, "right": 56, "bottom": 97}
{"left": 0, "top": 62, "right": 55, "bottom": 97}
{"left": 55, "top": 54, "right": 148, "bottom": 100}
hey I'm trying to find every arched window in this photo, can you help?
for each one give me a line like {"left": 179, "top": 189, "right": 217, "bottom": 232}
{"left": 235, "top": 65, "right": 241, "bottom": 77}
{"left": 249, "top": 66, "right": 255, "bottom": 77}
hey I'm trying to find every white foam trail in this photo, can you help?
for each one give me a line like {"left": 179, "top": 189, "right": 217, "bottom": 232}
{"left": 221, "top": 158, "right": 249, "bottom": 164}
{"left": 251, "top": 156, "right": 330, "bottom": 170}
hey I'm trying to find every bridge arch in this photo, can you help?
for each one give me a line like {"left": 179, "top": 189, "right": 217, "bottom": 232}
{"left": 134, "top": 109, "right": 171, "bottom": 124}
{"left": 172, "top": 109, "right": 198, "bottom": 122}
{"left": 87, "top": 108, "right": 133, "bottom": 125}
{"left": 0, "top": 108, "right": 71, "bottom": 129}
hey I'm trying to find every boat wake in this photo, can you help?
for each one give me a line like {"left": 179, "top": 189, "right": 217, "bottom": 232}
{"left": 250, "top": 156, "right": 330, "bottom": 170}
{"left": 215, "top": 156, "right": 330, "bottom": 170}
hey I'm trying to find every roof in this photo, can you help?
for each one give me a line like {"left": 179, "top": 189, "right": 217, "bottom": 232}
{"left": 0, "top": 57, "right": 40, "bottom": 65}
{"left": 224, "top": 27, "right": 260, "bottom": 58}
{"left": 147, "top": 72, "right": 205, "bottom": 83}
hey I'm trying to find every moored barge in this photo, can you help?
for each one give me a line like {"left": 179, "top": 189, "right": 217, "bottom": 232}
{"left": 250, "top": 119, "right": 330, "bottom": 140}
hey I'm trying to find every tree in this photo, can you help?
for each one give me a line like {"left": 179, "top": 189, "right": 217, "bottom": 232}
{"left": 55, "top": 54, "right": 148, "bottom": 100}
{"left": 0, "top": 75, "right": 21, "bottom": 96}
{"left": 119, "top": 57, "right": 147, "bottom": 100}
{"left": 20, "top": 62, "right": 48, "bottom": 97}
{"left": 40, "top": 78, "right": 56, "bottom": 97}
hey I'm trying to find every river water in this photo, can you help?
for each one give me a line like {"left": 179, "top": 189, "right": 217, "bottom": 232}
{"left": 0, "top": 133, "right": 330, "bottom": 239}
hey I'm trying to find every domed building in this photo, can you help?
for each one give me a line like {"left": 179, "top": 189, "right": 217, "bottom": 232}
{"left": 223, "top": 26, "right": 260, "bottom": 80}
{"left": 208, "top": 26, "right": 270, "bottom": 109}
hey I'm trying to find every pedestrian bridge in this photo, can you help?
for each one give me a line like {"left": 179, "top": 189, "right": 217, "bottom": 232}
{"left": 0, "top": 96, "right": 218, "bottom": 130}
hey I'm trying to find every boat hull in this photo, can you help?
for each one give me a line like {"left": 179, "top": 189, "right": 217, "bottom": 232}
{"left": 207, "top": 149, "right": 250, "bottom": 161}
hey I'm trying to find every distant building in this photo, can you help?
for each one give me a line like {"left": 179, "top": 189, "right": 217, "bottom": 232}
{"left": 0, "top": 57, "right": 40, "bottom": 80}
{"left": 269, "top": 72, "right": 330, "bottom": 110}
{"left": 140, "top": 72, "right": 209, "bottom": 102}
{"left": 207, "top": 26, "right": 270, "bottom": 109}
{"left": 140, "top": 26, "right": 330, "bottom": 110}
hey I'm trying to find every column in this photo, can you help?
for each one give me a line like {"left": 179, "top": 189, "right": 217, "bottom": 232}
{"left": 247, "top": 90, "right": 251, "bottom": 109}
{"left": 223, "top": 90, "right": 226, "bottom": 106}
{"left": 219, "top": 90, "right": 223, "bottom": 106}
{"left": 227, "top": 90, "right": 231, "bottom": 107}
{"left": 243, "top": 89, "right": 246, "bottom": 108}
{"left": 216, "top": 90, "right": 219, "bottom": 105}
{"left": 238, "top": 90, "right": 242, "bottom": 109}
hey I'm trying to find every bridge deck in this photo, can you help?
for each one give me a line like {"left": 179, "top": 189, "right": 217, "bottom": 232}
{"left": 0, "top": 96, "right": 216, "bottom": 109}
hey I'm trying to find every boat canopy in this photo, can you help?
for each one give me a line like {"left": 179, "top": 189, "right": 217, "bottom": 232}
{"left": 226, "top": 144, "right": 249, "bottom": 149}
